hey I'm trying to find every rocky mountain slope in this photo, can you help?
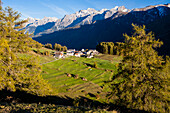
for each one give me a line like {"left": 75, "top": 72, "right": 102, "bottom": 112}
{"left": 23, "top": 6, "right": 129, "bottom": 36}
{"left": 23, "top": 17, "right": 58, "bottom": 35}
{"left": 33, "top": 4, "right": 170, "bottom": 55}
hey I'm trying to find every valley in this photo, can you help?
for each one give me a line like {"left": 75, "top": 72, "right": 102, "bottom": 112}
{"left": 32, "top": 4, "right": 170, "bottom": 55}
{"left": 0, "top": 1, "right": 170, "bottom": 112}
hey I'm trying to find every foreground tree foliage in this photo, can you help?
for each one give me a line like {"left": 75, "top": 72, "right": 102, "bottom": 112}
{"left": 108, "top": 24, "right": 170, "bottom": 112}
{"left": 0, "top": 2, "right": 52, "bottom": 96}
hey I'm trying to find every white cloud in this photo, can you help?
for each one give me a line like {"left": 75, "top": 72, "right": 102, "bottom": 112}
{"left": 41, "top": 2, "right": 68, "bottom": 17}
{"left": 21, "top": 12, "right": 33, "bottom": 19}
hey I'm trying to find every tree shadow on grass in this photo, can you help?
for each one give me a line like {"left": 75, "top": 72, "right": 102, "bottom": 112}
{"left": 75, "top": 96, "right": 148, "bottom": 113}
{"left": 0, "top": 90, "right": 73, "bottom": 106}
{"left": 83, "top": 62, "right": 94, "bottom": 68}
{"left": 0, "top": 90, "right": 148, "bottom": 113}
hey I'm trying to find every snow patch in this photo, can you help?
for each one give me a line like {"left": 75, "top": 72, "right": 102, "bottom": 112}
{"left": 122, "top": 9, "right": 128, "bottom": 12}
{"left": 168, "top": 4, "right": 170, "bottom": 8}
{"left": 156, "top": 7, "right": 165, "bottom": 16}
{"left": 114, "top": 6, "right": 119, "bottom": 10}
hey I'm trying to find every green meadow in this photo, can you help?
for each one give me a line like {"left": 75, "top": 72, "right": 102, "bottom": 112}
{"left": 41, "top": 55, "right": 121, "bottom": 102}
{"left": 16, "top": 50, "right": 121, "bottom": 103}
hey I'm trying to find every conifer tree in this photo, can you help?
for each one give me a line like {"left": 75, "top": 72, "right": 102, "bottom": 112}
{"left": 54, "top": 43, "right": 58, "bottom": 50}
{"left": 108, "top": 42, "right": 114, "bottom": 55}
{"left": 35, "top": 42, "right": 43, "bottom": 49}
{"left": 0, "top": 3, "right": 52, "bottom": 96}
{"left": 63, "top": 46, "right": 67, "bottom": 52}
{"left": 45, "top": 43, "right": 52, "bottom": 49}
{"left": 0, "top": 6, "right": 33, "bottom": 53}
{"left": 103, "top": 44, "right": 108, "bottom": 54}
{"left": 57, "top": 44, "right": 62, "bottom": 51}
{"left": 108, "top": 24, "right": 170, "bottom": 112}
{"left": 96, "top": 42, "right": 103, "bottom": 53}
{"left": 96, "top": 42, "right": 123, "bottom": 55}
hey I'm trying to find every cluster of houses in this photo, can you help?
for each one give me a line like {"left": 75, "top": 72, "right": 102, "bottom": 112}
{"left": 55, "top": 49, "right": 99, "bottom": 59}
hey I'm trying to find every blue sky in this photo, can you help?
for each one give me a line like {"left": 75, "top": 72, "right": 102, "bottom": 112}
{"left": 2, "top": 0, "right": 169, "bottom": 19}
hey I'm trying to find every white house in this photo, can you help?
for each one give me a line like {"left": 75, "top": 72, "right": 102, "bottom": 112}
{"left": 74, "top": 53, "right": 81, "bottom": 57}
{"left": 67, "top": 52, "right": 74, "bottom": 56}
{"left": 81, "top": 49, "right": 85, "bottom": 52}
{"left": 67, "top": 49, "right": 75, "bottom": 53}
{"left": 78, "top": 51, "right": 83, "bottom": 55}
{"left": 87, "top": 50, "right": 93, "bottom": 55}
{"left": 55, "top": 51, "right": 64, "bottom": 59}
{"left": 87, "top": 49, "right": 99, "bottom": 55}
{"left": 92, "top": 50, "right": 99, "bottom": 55}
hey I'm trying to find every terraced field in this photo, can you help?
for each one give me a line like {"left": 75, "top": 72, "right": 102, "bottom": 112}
{"left": 42, "top": 56, "right": 121, "bottom": 101}
{"left": 12, "top": 52, "right": 121, "bottom": 111}
{"left": 17, "top": 50, "right": 121, "bottom": 102}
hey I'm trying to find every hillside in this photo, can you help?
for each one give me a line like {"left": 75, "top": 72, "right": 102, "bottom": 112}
{"left": 42, "top": 55, "right": 121, "bottom": 99}
{"left": 147, "top": 14, "right": 170, "bottom": 55}
{"left": 16, "top": 49, "right": 121, "bottom": 101}
{"left": 34, "top": 4, "right": 170, "bottom": 55}
{"left": 0, "top": 50, "right": 123, "bottom": 112}
{"left": 1, "top": 1, "right": 169, "bottom": 112}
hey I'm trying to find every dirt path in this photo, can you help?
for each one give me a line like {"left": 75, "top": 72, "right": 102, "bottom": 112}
{"left": 40, "top": 58, "right": 58, "bottom": 65}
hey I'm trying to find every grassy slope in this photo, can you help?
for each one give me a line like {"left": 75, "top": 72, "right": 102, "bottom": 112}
{"left": 41, "top": 55, "right": 121, "bottom": 102}
{"left": 16, "top": 49, "right": 121, "bottom": 102}
{"left": 12, "top": 51, "right": 121, "bottom": 112}
{"left": 16, "top": 49, "right": 55, "bottom": 64}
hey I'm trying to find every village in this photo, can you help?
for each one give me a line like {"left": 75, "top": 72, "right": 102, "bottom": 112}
{"left": 54, "top": 49, "right": 99, "bottom": 59}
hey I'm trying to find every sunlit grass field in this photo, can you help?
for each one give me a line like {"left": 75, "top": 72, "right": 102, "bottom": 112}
{"left": 12, "top": 52, "right": 122, "bottom": 112}
{"left": 17, "top": 50, "right": 121, "bottom": 102}
{"left": 41, "top": 55, "right": 121, "bottom": 101}
{"left": 16, "top": 51, "right": 55, "bottom": 64}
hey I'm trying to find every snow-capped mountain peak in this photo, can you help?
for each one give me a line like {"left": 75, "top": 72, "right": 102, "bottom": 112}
{"left": 168, "top": 4, "right": 170, "bottom": 8}
{"left": 25, "top": 17, "right": 58, "bottom": 27}
{"left": 23, "top": 4, "right": 170, "bottom": 37}
{"left": 76, "top": 8, "right": 98, "bottom": 16}
{"left": 114, "top": 6, "right": 119, "bottom": 10}
{"left": 87, "top": 8, "right": 96, "bottom": 11}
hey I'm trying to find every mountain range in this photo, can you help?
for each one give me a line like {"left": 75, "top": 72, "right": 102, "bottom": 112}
{"left": 24, "top": 6, "right": 130, "bottom": 36}
{"left": 24, "top": 4, "right": 170, "bottom": 55}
